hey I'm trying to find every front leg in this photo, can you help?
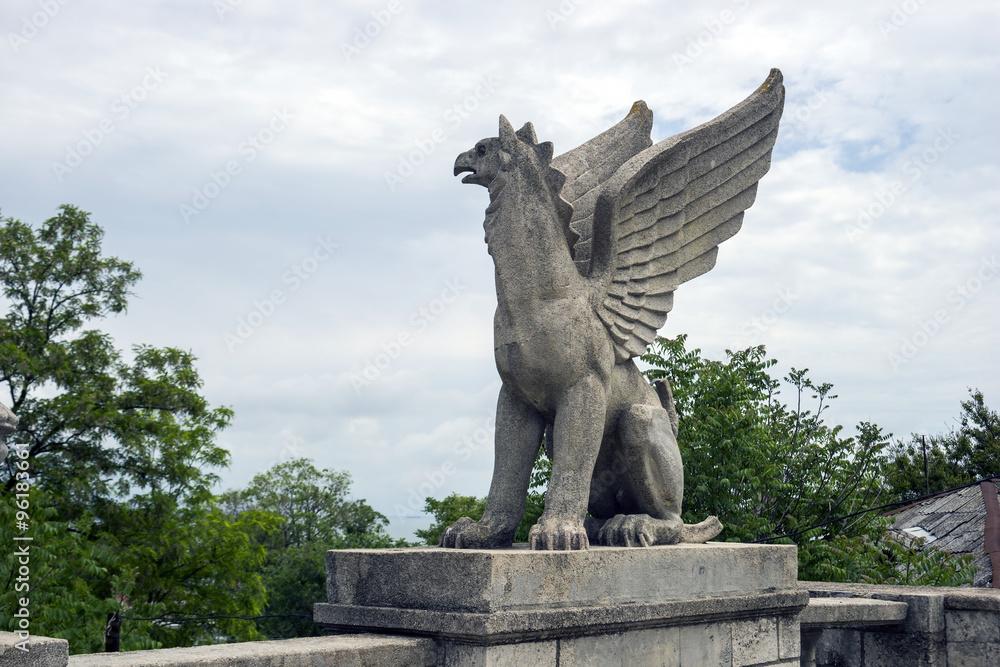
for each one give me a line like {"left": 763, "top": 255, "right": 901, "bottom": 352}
{"left": 440, "top": 383, "right": 544, "bottom": 549}
{"left": 529, "top": 374, "right": 607, "bottom": 550}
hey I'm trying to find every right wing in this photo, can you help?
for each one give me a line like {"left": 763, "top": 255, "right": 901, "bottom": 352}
{"left": 590, "top": 69, "right": 786, "bottom": 362}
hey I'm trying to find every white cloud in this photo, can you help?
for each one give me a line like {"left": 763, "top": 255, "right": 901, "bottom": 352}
{"left": 1, "top": 0, "right": 997, "bottom": 539}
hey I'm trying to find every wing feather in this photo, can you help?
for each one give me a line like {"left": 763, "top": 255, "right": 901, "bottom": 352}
{"left": 551, "top": 102, "right": 654, "bottom": 275}
{"left": 591, "top": 69, "right": 785, "bottom": 362}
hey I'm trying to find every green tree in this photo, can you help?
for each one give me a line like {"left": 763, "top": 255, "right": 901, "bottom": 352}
{"left": 416, "top": 493, "right": 487, "bottom": 545}
{"left": 0, "top": 206, "right": 270, "bottom": 651}
{"left": 224, "top": 458, "right": 406, "bottom": 639}
{"left": 884, "top": 389, "right": 1000, "bottom": 501}
{"left": 641, "top": 335, "right": 973, "bottom": 585}
{"left": 416, "top": 447, "right": 550, "bottom": 545}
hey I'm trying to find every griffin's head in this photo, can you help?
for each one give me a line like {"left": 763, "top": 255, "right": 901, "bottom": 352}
{"left": 454, "top": 115, "right": 560, "bottom": 190}
{"left": 453, "top": 136, "right": 502, "bottom": 188}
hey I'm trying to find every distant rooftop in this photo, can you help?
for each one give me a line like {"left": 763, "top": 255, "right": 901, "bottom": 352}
{"left": 887, "top": 480, "right": 1000, "bottom": 588}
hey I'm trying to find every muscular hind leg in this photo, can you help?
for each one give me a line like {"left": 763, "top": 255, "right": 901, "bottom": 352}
{"left": 595, "top": 404, "right": 684, "bottom": 546}
{"left": 597, "top": 403, "right": 721, "bottom": 546}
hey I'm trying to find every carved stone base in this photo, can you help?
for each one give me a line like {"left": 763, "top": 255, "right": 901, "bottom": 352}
{"left": 314, "top": 543, "right": 806, "bottom": 666}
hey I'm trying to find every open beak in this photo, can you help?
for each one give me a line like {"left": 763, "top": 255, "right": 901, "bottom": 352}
{"left": 454, "top": 151, "right": 477, "bottom": 184}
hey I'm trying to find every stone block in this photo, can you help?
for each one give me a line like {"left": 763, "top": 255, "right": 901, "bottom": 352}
{"left": 443, "top": 640, "right": 556, "bottom": 667}
{"left": 326, "top": 543, "right": 797, "bottom": 613}
{"left": 731, "top": 616, "right": 778, "bottom": 666}
{"left": 678, "top": 622, "right": 732, "bottom": 666}
{"left": 946, "top": 610, "right": 1000, "bottom": 643}
{"left": 558, "top": 627, "right": 682, "bottom": 666}
{"left": 317, "top": 544, "right": 806, "bottom": 646}
{"left": 815, "top": 628, "right": 861, "bottom": 667}
{"left": 799, "top": 598, "right": 908, "bottom": 629}
{"left": 66, "top": 635, "right": 437, "bottom": 667}
{"left": 0, "top": 632, "right": 68, "bottom": 667}
{"left": 861, "top": 630, "right": 945, "bottom": 667}
{"left": 946, "top": 641, "right": 1000, "bottom": 667}
{"left": 777, "top": 614, "right": 799, "bottom": 660}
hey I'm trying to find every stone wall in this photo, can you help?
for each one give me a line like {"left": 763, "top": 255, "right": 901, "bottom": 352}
{"left": 807, "top": 582, "right": 1000, "bottom": 667}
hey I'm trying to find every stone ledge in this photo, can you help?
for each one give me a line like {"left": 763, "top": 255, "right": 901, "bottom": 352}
{"left": 66, "top": 635, "right": 437, "bottom": 667}
{"left": 315, "top": 589, "right": 809, "bottom": 645}
{"left": 328, "top": 543, "right": 798, "bottom": 613}
{"left": 0, "top": 631, "right": 68, "bottom": 667}
{"left": 799, "top": 598, "right": 908, "bottom": 629}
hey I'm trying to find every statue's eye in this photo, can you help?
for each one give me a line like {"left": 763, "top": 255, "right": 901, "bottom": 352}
{"left": 477, "top": 145, "right": 486, "bottom": 157}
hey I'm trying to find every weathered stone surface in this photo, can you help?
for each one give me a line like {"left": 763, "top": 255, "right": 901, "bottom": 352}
{"left": 0, "top": 632, "right": 67, "bottom": 667}
{"left": 731, "top": 616, "right": 778, "bottom": 666}
{"left": 777, "top": 614, "right": 800, "bottom": 660}
{"left": 678, "top": 622, "right": 732, "bottom": 666}
{"left": 443, "top": 70, "right": 785, "bottom": 550}
{"left": 66, "top": 635, "right": 437, "bottom": 667}
{"left": 316, "top": 589, "right": 808, "bottom": 645}
{"left": 804, "top": 583, "right": 1000, "bottom": 667}
{"left": 946, "top": 610, "right": 1000, "bottom": 643}
{"left": 326, "top": 543, "right": 797, "bottom": 613}
{"left": 442, "top": 640, "right": 556, "bottom": 667}
{"left": 799, "top": 598, "right": 908, "bottom": 628}
{"left": 318, "top": 544, "right": 804, "bottom": 648}
{"left": 947, "top": 640, "right": 1000, "bottom": 667}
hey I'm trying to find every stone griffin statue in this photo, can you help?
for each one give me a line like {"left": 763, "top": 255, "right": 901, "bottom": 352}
{"left": 0, "top": 401, "right": 17, "bottom": 464}
{"left": 444, "top": 69, "right": 785, "bottom": 550}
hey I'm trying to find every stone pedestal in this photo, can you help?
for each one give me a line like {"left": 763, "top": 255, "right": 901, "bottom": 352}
{"left": 314, "top": 543, "right": 806, "bottom": 666}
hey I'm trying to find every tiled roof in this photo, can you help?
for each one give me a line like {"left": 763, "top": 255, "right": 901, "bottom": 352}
{"left": 887, "top": 482, "right": 999, "bottom": 588}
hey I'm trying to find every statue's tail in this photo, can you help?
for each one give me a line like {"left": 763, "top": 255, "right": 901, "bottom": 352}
{"left": 652, "top": 379, "right": 679, "bottom": 438}
{"left": 682, "top": 516, "right": 723, "bottom": 543}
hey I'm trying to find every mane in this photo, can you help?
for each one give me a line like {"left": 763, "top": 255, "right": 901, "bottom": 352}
{"left": 494, "top": 123, "right": 576, "bottom": 248}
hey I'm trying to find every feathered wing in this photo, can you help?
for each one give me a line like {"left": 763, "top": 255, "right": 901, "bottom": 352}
{"left": 551, "top": 102, "right": 654, "bottom": 275}
{"left": 590, "top": 69, "right": 786, "bottom": 362}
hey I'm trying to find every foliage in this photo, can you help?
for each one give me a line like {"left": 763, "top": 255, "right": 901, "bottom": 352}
{"left": 224, "top": 458, "right": 407, "bottom": 639}
{"left": 515, "top": 447, "right": 550, "bottom": 542}
{"left": 0, "top": 207, "right": 270, "bottom": 651}
{"left": 884, "top": 389, "right": 1000, "bottom": 501}
{"left": 416, "top": 493, "right": 486, "bottom": 545}
{"left": 799, "top": 518, "right": 975, "bottom": 586}
{"left": 641, "top": 335, "right": 973, "bottom": 585}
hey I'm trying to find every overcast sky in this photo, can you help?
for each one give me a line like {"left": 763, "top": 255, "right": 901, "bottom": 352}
{"left": 1, "top": 0, "right": 997, "bottom": 539}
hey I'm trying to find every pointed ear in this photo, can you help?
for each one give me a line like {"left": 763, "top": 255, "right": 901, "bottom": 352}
{"left": 516, "top": 122, "right": 537, "bottom": 144}
{"left": 499, "top": 115, "right": 517, "bottom": 150}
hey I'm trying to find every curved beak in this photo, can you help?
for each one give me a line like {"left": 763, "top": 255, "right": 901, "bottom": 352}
{"left": 454, "top": 150, "right": 477, "bottom": 183}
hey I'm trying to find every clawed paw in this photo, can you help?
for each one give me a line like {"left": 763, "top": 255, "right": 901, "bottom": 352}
{"left": 528, "top": 518, "right": 589, "bottom": 550}
{"left": 598, "top": 513, "right": 682, "bottom": 547}
{"left": 439, "top": 516, "right": 512, "bottom": 549}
